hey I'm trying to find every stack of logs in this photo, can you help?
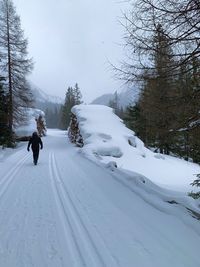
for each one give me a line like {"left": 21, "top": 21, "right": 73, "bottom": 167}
{"left": 68, "top": 113, "right": 83, "bottom": 147}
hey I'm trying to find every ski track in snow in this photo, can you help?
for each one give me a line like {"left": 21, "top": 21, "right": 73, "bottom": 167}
{"left": 0, "top": 129, "right": 200, "bottom": 267}
{"left": 0, "top": 152, "right": 31, "bottom": 199}
{"left": 49, "top": 152, "right": 117, "bottom": 267}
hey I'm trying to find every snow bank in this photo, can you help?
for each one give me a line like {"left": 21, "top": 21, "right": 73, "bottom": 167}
{"left": 15, "top": 108, "right": 46, "bottom": 137}
{"left": 71, "top": 104, "right": 200, "bottom": 193}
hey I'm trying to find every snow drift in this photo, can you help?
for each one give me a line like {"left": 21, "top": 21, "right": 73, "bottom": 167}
{"left": 15, "top": 108, "right": 46, "bottom": 137}
{"left": 71, "top": 104, "right": 200, "bottom": 193}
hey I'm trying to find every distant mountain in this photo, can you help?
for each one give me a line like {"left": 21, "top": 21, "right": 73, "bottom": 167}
{"left": 31, "top": 84, "right": 63, "bottom": 105}
{"left": 30, "top": 83, "right": 63, "bottom": 128}
{"left": 91, "top": 87, "right": 139, "bottom": 109}
{"left": 91, "top": 93, "right": 114, "bottom": 106}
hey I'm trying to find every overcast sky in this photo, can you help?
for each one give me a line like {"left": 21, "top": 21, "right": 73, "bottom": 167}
{"left": 13, "top": 0, "right": 129, "bottom": 102}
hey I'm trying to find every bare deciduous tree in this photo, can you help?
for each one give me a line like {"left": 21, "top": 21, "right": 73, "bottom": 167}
{"left": 119, "top": 0, "right": 200, "bottom": 81}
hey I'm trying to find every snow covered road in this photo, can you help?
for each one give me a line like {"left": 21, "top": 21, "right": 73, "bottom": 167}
{"left": 0, "top": 129, "right": 200, "bottom": 267}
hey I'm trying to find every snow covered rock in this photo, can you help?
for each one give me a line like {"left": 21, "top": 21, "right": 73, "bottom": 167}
{"left": 105, "top": 161, "right": 118, "bottom": 171}
{"left": 15, "top": 108, "right": 46, "bottom": 138}
{"left": 71, "top": 104, "right": 142, "bottom": 160}
{"left": 71, "top": 104, "right": 200, "bottom": 193}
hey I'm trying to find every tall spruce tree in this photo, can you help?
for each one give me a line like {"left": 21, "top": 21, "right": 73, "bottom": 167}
{"left": 108, "top": 91, "right": 124, "bottom": 118}
{"left": 61, "top": 87, "right": 74, "bottom": 129}
{"left": 60, "top": 84, "right": 83, "bottom": 129}
{"left": 124, "top": 103, "right": 147, "bottom": 141}
{"left": 0, "top": 0, "right": 33, "bottom": 141}
{"left": 188, "top": 57, "right": 200, "bottom": 162}
{"left": 73, "top": 83, "right": 82, "bottom": 105}
{"left": 175, "top": 56, "right": 200, "bottom": 162}
{"left": 138, "top": 25, "right": 175, "bottom": 154}
{"left": 0, "top": 76, "right": 10, "bottom": 145}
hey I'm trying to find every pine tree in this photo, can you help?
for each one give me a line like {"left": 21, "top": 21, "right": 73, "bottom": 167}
{"left": 0, "top": 0, "right": 33, "bottom": 141}
{"left": 60, "top": 87, "right": 74, "bottom": 129}
{"left": 73, "top": 83, "right": 82, "bottom": 105}
{"left": 138, "top": 25, "right": 176, "bottom": 154}
{"left": 45, "top": 106, "right": 60, "bottom": 128}
{"left": 109, "top": 91, "right": 124, "bottom": 118}
{"left": 176, "top": 56, "right": 200, "bottom": 162}
{"left": 189, "top": 174, "right": 200, "bottom": 199}
{"left": 60, "top": 84, "right": 83, "bottom": 129}
{"left": 118, "top": 0, "right": 200, "bottom": 166}
{"left": 188, "top": 56, "right": 200, "bottom": 162}
{"left": 124, "top": 103, "right": 147, "bottom": 142}
{"left": 0, "top": 77, "right": 11, "bottom": 146}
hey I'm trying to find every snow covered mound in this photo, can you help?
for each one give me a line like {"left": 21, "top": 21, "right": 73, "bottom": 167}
{"left": 71, "top": 104, "right": 200, "bottom": 193}
{"left": 15, "top": 108, "right": 46, "bottom": 137}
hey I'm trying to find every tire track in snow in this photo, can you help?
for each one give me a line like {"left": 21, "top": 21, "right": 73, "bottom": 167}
{"left": 0, "top": 152, "right": 30, "bottom": 200}
{"left": 49, "top": 152, "right": 116, "bottom": 267}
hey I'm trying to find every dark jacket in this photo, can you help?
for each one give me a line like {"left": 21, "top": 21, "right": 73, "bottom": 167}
{"left": 27, "top": 132, "right": 43, "bottom": 152}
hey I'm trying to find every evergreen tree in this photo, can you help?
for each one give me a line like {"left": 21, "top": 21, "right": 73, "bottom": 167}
{"left": 0, "top": 77, "right": 11, "bottom": 146}
{"left": 189, "top": 174, "right": 200, "bottom": 199}
{"left": 109, "top": 91, "right": 124, "bottom": 118}
{"left": 0, "top": 0, "right": 33, "bottom": 142}
{"left": 124, "top": 103, "right": 147, "bottom": 142}
{"left": 136, "top": 25, "right": 176, "bottom": 153}
{"left": 109, "top": 91, "right": 118, "bottom": 109}
{"left": 188, "top": 57, "right": 200, "bottom": 162}
{"left": 73, "top": 83, "right": 82, "bottom": 105}
{"left": 175, "top": 56, "right": 200, "bottom": 162}
{"left": 60, "top": 84, "right": 83, "bottom": 129}
{"left": 60, "top": 87, "right": 74, "bottom": 129}
{"left": 45, "top": 106, "right": 59, "bottom": 128}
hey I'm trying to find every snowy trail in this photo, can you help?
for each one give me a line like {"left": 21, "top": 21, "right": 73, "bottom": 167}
{"left": 49, "top": 152, "right": 115, "bottom": 267}
{"left": 0, "top": 129, "right": 200, "bottom": 267}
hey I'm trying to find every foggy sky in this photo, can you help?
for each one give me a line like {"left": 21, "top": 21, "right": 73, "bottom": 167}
{"left": 13, "top": 0, "right": 128, "bottom": 102}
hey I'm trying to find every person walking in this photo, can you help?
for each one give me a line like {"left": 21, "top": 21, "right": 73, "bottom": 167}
{"left": 27, "top": 131, "right": 43, "bottom": 165}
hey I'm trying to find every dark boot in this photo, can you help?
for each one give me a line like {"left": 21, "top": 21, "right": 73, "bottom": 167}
{"left": 33, "top": 150, "right": 39, "bottom": 165}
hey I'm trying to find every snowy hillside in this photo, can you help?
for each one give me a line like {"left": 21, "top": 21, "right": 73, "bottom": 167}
{"left": 72, "top": 104, "right": 200, "bottom": 193}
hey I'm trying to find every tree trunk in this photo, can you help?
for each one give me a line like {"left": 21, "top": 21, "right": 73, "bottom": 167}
{"left": 6, "top": 3, "right": 13, "bottom": 135}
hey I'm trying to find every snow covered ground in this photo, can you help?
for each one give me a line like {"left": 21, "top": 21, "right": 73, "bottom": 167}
{"left": 0, "top": 109, "right": 200, "bottom": 266}
{"left": 72, "top": 104, "right": 200, "bottom": 193}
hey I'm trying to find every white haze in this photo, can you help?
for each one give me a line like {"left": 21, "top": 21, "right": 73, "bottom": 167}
{"left": 13, "top": 0, "right": 129, "bottom": 102}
